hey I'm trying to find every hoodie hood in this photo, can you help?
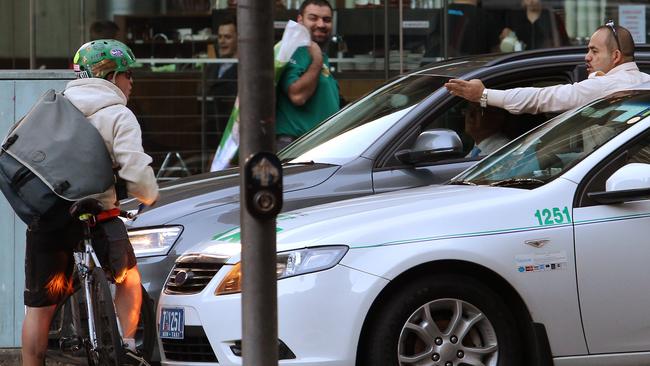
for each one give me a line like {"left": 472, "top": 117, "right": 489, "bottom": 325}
{"left": 64, "top": 78, "right": 126, "bottom": 116}
{"left": 61, "top": 77, "right": 159, "bottom": 210}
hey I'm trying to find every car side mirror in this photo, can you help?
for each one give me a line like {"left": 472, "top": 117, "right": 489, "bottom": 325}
{"left": 588, "top": 163, "right": 650, "bottom": 204}
{"left": 395, "top": 128, "right": 464, "bottom": 165}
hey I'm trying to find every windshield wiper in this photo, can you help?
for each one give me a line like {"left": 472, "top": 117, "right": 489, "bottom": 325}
{"left": 448, "top": 180, "right": 477, "bottom": 186}
{"left": 489, "top": 178, "right": 545, "bottom": 188}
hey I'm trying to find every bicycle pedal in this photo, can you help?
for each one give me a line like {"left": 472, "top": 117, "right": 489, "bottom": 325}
{"left": 122, "top": 348, "right": 151, "bottom": 366}
{"left": 59, "top": 336, "right": 83, "bottom": 353}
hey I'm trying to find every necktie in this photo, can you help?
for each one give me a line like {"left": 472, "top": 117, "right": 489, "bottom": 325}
{"left": 470, "top": 146, "right": 481, "bottom": 158}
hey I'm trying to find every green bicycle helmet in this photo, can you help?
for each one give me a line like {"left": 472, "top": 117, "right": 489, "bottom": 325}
{"left": 73, "top": 39, "right": 136, "bottom": 79}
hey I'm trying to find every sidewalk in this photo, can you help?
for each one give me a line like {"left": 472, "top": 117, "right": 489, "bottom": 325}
{"left": 0, "top": 349, "right": 74, "bottom": 366}
{"left": 0, "top": 349, "right": 159, "bottom": 365}
{"left": 0, "top": 349, "right": 19, "bottom": 366}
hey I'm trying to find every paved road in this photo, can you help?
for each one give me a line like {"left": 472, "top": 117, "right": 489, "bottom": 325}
{"left": 0, "top": 349, "right": 72, "bottom": 366}
{"left": 0, "top": 349, "right": 160, "bottom": 365}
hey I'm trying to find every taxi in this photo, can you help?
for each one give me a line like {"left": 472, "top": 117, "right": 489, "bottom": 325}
{"left": 158, "top": 87, "right": 650, "bottom": 365}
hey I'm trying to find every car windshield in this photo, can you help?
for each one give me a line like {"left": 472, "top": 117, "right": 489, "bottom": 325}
{"left": 450, "top": 91, "right": 650, "bottom": 188}
{"left": 278, "top": 75, "right": 451, "bottom": 165}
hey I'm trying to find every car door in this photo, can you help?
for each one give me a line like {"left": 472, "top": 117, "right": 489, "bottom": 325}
{"left": 372, "top": 66, "right": 574, "bottom": 193}
{"left": 573, "top": 132, "right": 650, "bottom": 354}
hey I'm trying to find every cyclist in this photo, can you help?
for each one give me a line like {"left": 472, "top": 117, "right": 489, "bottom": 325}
{"left": 21, "top": 39, "right": 158, "bottom": 366}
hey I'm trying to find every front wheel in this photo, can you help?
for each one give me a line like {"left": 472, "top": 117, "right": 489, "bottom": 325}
{"left": 88, "top": 267, "right": 123, "bottom": 366}
{"left": 358, "top": 274, "right": 522, "bottom": 366}
{"left": 48, "top": 282, "right": 155, "bottom": 364}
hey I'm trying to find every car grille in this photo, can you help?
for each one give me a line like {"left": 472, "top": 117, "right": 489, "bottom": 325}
{"left": 164, "top": 254, "right": 227, "bottom": 295}
{"left": 161, "top": 325, "right": 218, "bottom": 362}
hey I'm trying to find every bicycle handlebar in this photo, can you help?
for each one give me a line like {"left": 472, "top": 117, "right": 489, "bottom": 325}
{"left": 118, "top": 203, "right": 147, "bottom": 220}
{"left": 119, "top": 210, "right": 136, "bottom": 220}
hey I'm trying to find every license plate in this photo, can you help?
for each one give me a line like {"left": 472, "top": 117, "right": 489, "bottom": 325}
{"left": 159, "top": 307, "right": 185, "bottom": 339}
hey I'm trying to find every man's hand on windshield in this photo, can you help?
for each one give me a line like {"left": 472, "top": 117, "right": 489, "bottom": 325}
{"left": 445, "top": 79, "right": 485, "bottom": 103}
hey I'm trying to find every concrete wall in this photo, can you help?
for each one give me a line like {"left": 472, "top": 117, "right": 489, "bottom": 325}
{"left": 0, "top": 70, "right": 74, "bottom": 347}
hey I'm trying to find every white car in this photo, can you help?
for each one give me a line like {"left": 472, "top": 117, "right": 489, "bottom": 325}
{"left": 157, "top": 87, "right": 650, "bottom": 366}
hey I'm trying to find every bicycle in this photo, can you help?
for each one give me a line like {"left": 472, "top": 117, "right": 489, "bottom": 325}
{"left": 45, "top": 198, "right": 156, "bottom": 366}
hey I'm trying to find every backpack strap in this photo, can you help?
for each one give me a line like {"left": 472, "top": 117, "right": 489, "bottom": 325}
{"left": 10, "top": 166, "right": 35, "bottom": 191}
{"left": 2, "top": 135, "right": 19, "bottom": 151}
{"left": 54, "top": 181, "right": 71, "bottom": 195}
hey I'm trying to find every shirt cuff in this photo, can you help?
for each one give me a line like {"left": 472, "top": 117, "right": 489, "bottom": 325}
{"left": 486, "top": 89, "right": 506, "bottom": 108}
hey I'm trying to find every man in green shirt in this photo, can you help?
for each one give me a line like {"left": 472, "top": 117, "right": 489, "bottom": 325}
{"left": 276, "top": 0, "right": 340, "bottom": 150}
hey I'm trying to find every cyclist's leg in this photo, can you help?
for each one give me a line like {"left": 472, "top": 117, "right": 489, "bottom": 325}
{"left": 114, "top": 266, "right": 142, "bottom": 338}
{"left": 94, "top": 218, "right": 141, "bottom": 339}
{"left": 22, "top": 224, "right": 77, "bottom": 366}
{"left": 22, "top": 305, "right": 57, "bottom": 366}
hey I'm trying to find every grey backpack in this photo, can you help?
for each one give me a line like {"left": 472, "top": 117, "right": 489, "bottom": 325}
{"left": 0, "top": 89, "right": 114, "bottom": 230}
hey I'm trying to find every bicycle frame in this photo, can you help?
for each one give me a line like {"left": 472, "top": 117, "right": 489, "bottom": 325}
{"left": 74, "top": 213, "right": 123, "bottom": 357}
{"left": 46, "top": 199, "right": 156, "bottom": 365}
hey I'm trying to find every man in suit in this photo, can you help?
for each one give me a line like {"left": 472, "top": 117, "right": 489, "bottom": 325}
{"left": 205, "top": 17, "right": 239, "bottom": 159}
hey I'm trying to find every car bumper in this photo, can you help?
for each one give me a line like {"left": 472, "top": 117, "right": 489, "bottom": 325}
{"left": 157, "top": 263, "right": 388, "bottom": 366}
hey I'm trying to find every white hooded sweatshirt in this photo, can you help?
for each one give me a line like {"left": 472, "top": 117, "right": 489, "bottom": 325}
{"left": 64, "top": 78, "right": 158, "bottom": 209}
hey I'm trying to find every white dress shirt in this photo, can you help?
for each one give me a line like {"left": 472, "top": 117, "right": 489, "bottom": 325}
{"left": 486, "top": 62, "right": 650, "bottom": 114}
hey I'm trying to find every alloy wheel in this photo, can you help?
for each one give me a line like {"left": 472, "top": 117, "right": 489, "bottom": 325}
{"left": 398, "top": 298, "right": 498, "bottom": 366}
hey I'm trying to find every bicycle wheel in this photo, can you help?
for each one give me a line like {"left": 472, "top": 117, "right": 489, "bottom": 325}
{"left": 87, "top": 267, "right": 123, "bottom": 366}
{"left": 47, "top": 285, "right": 89, "bottom": 364}
{"left": 49, "top": 283, "right": 155, "bottom": 364}
{"left": 135, "top": 285, "right": 156, "bottom": 361}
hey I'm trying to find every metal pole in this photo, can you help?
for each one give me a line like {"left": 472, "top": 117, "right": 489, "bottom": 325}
{"left": 442, "top": 0, "right": 448, "bottom": 59}
{"left": 29, "top": 0, "right": 36, "bottom": 69}
{"left": 11, "top": 0, "right": 16, "bottom": 68}
{"left": 384, "top": 0, "right": 389, "bottom": 80}
{"left": 399, "top": 0, "right": 403, "bottom": 74}
{"left": 237, "top": 0, "right": 278, "bottom": 365}
{"left": 200, "top": 66, "right": 207, "bottom": 172}
{"left": 80, "top": 0, "right": 85, "bottom": 44}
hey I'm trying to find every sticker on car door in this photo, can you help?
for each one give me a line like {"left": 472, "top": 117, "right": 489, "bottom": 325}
{"left": 534, "top": 206, "right": 571, "bottom": 226}
{"left": 515, "top": 251, "right": 568, "bottom": 273}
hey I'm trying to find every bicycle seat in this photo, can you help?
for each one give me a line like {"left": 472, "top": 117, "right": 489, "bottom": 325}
{"left": 70, "top": 198, "right": 104, "bottom": 218}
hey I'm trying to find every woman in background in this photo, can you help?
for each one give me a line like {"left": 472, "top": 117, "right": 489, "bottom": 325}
{"left": 500, "top": 0, "right": 569, "bottom": 51}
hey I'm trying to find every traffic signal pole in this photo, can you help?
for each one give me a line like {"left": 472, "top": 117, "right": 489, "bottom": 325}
{"left": 237, "top": 1, "right": 281, "bottom": 366}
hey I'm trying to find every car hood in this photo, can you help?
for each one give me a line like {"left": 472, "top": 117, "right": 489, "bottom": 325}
{"left": 123, "top": 163, "right": 339, "bottom": 227}
{"left": 185, "top": 182, "right": 568, "bottom": 262}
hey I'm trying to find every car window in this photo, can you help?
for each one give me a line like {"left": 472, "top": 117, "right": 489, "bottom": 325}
{"left": 290, "top": 106, "right": 414, "bottom": 165}
{"left": 279, "top": 75, "right": 450, "bottom": 165}
{"left": 451, "top": 91, "right": 650, "bottom": 189}
{"left": 639, "top": 63, "right": 650, "bottom": 75}
{"left": 380, "top": 75, "right": 568, "bottom": 167}
{"left": 576, "top": 132, "right": 650, "bottom": 207}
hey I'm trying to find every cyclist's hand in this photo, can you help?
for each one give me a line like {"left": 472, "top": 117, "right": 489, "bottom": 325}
{"left": 137, "top": 195, "right": 158, "bottom": 214}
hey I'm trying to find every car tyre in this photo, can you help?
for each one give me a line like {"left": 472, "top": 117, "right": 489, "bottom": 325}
{"left": 359, "top": 274, "right": 522, "bottom": 366}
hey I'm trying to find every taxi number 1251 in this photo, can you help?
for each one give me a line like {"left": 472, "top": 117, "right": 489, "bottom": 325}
{"left": 534, "top": 207, "right": 571, "bottom": 226}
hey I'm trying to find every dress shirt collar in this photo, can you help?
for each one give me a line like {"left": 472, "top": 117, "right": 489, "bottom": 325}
{"left": 589, "top": 62, "right": 639, "bottom": 79}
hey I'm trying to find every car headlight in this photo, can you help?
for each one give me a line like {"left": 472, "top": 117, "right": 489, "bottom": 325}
{"left": 128, "top": 226, "right": 183, "bottom": 258}
{"left": 215, "top": 245, "right": 348, "bottom": 296}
